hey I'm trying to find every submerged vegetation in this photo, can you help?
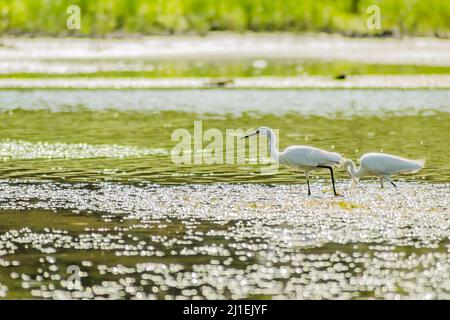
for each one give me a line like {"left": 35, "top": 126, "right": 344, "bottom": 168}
{"left": 3, "top": 59, "right": 450, "bottom": 79}
{"left": 1, "top": 0, "right": 449, "bottom": 37}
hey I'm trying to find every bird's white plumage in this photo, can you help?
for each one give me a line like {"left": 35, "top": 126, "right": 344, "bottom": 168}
{"left": 242, "top": 126, "right": 341, "bottom": 195}
{"left": 360, "top": 153, "right": 424, "bottom": 175}
{"left": 282, "top": 146, "right": 342, "bottom": 169}
{"left": 343, "top": 152, "right": 425, "bottom": 188}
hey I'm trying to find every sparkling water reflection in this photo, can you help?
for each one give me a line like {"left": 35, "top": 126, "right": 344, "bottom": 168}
{"left": 0, "top": 88, "right": 449, "bottom": 299}
{"left": 0, "top": 182, "right": 449, "bottom": 299}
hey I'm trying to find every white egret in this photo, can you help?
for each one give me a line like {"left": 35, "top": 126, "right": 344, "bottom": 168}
{"left": 343, "top": 152, "right": 425, "bottom": 188}
{"left": 242, "top": 127, "right": 342, "bottom": 196}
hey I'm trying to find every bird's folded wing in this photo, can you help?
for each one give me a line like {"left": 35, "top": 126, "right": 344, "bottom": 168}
{"left": 364, "top": 155, "right": 423, "bottom": 174}
{"left": 283, "top": 146, "right": 341, "bottom": 167}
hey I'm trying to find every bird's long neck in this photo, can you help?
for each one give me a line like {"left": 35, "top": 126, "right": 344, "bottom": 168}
{"left": 267, "top": 129, "right": 280, "bottom": 162}
{"left": 345, "top": 160, "right": 362, "bottom": 178}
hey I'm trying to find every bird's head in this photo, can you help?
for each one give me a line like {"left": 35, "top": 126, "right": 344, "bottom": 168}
{"left": 342, "top": 158, "right": 359, "bottom": 184}
{"left": 240, "top": 126, "right": 271, "bottom": 139}
{"left": 342, "top": 159, "right": 353, "bottom": 170}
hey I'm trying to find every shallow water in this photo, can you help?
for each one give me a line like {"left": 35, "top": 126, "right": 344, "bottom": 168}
{"left": 0, "top": 89, "right": 448, "bottom": 183}
{"left": 0, "top": 88, "right": 449, "bottom": 299}
{"left": 0, "top": 182, "right": 449, "bottom": 299}
{"left": 1, "top": 88, "right": 449, "bottom": 115}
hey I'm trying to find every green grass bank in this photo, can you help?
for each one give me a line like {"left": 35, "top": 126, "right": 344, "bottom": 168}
{"left": 1, "top": 0, "right": 449, "bottom": 37}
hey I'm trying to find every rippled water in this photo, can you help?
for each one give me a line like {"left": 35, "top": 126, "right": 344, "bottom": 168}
{"left": 0, "top": 182, "right": 449, "bottom": 299}
{"left": 0, "top": 89, "right": 448, "bottom": 183}
{"left": 0, "top": 88, "right": 449, "bottom": 299}
{"left": 1, "top": 89, "right": 449, "bottom": 114}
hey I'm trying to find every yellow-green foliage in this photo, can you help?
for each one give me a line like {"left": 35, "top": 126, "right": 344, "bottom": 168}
{"left": 0, "top": 0, "right": 449, "bottom": 36}
{"left": 337, "top": 201, "right": 361, "bottom": 210}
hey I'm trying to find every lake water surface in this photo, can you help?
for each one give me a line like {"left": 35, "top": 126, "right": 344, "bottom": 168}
{"left": 0, "top": 88, "right": 449, "bottom": 299}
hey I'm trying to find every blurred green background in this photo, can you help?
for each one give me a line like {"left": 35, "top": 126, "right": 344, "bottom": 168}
{"left": 1, "top": 0, "right": 449, "bottom": 37}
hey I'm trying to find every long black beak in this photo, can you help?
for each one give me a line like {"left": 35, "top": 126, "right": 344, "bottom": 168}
{"left": 240, "top": 130, "right": 258, "bottom": 140}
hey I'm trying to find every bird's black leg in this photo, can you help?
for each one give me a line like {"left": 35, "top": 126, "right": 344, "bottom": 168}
{"left": 384, "top": 175, "right": 397, "bottom": 188}
{"left": 387, "top": 178, "right": 397, "bottom": 188}
{"left": 318, "top": 166, "right": 338, "bottom": 196}
{"left": 329, "top": 167, "right": 338, "bottom": 196}
{"left": 305, "top": 172, "right": 311, "bottom": 196}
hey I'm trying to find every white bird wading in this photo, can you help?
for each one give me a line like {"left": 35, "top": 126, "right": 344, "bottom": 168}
{"left": 242, "top": 127, "right": 342, "bottom": 196}
{"left": 343, "top": 152, "right": 425, "bottom": 188}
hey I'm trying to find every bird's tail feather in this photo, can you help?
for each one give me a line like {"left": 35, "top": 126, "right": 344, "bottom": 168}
{"left": 329, "top": 152, "right": 343, "bottom": 167}
{"left": 411, "top": 159, "right": 425, "bottom": 173}
{"left": 415, "top": 159, "right": 426, "bottom": 167}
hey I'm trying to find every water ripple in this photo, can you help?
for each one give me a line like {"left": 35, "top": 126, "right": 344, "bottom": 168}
{"left": 0, "top": 182, "right": 449, "bottom": 299}
{"left": 0, "top": 140, "right": 167, "bottom": 159}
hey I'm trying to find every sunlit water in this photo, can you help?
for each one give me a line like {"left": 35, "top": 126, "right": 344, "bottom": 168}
{"left": 0, "top": 182, "right": 449, "bottom": 299}
{"left": 0, "top": 88, "right": 449, "bottom": 299}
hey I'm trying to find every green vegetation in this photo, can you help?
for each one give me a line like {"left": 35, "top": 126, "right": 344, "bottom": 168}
{"left": 3, "top": 59, "right": 450, "bottom": 79}
{"left": 0, "top": 0, "right": 449, "bottom": 37}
